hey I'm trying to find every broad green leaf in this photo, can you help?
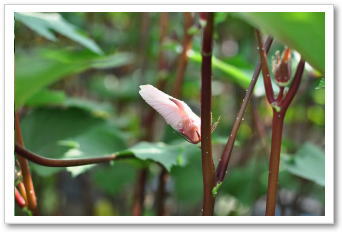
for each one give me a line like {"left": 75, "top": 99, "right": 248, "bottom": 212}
{"left": 15, "top": 12, "right": 103, "bottom": 54}
{"left": 15, "top": 49, "right": 134, "bottom": 109}
{"left": 282, "top": 143, "right": 325, "bottom": 186}
{"left": 25, "top": 89, "right": 66, "bottom": 107}
{"left": 63, "top": 97, "right": 115, "bottom": 119}
{"left": 171, "top": 152, "right": 202, "bottom": 207}
{"left": 237, "top": 12, "right": 325, "bottom": 73}
{"left": 15, "top": 49, "right": 90, "bottom": 109}
{"left": 91, "top": 162, "right": 137, "bottom": 196}
{"left": 129, "top": 141, "right": 200, "bottom": 172}
{"left": 187, "top": 49, "right": 250, "bottom": 88}
{"left": 21, "top": 108, "right": 127, "bottom": 176}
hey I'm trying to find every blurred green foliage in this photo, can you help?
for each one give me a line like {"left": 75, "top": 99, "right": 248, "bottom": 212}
{"left": 15, "top": 12, "right": 325, "bottom": 216}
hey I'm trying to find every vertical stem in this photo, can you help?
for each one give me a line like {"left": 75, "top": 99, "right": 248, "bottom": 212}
{"left": 265, "top": 111, "right": 285, "bottom": 216}
{"left": 200, "top": 12, "right": 216, "bottom": 216}
{"left": 155, "top": 168, "right": 168, "bottom": 215}
{"left": 265, "top": 59, "right": 305, "bottom": 216}
{"left": 15, "top": 112, "right": 38, "bottom": 213}
{"left": 132, "top": 168, "right": 148, "bottom": 216}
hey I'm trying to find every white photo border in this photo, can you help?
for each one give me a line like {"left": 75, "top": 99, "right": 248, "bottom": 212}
{"left": 4, "top": 4, "right": 334, "bottom": 224}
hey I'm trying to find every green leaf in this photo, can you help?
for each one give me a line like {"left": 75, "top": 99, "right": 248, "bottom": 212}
{"left": 15, "top": 49, "right": 90, "bottom": 109}
{"left": 63, "top": 97, "right": 115, "bottom": 119}
{"left": 15, "top": 49, "right": 134, "bottom": 109}
{"left": 21, "top": 108, "right": 127, "bottom": 176}
{"left": 91, "top": 162, "right": 137, "bottom": 196}
{"left": 15, "top": 12, "right": 103, "bottom": 54}
{"left": 129, "top": 141, "right": 200, "bottom": 172}
{"left": 25, "top": 89, "right": 66, "bottom": 107}
{"left": 90, "top": 53, "right": 134, "bottom": 69}
{"left": 187, "top": 49, "right": 251, "bottom": 88}
{"left": 220, "top": 158, "right": 268, "bottom": 205}
{"left": 282, "top": 143, "right": 325, "bottom": 186}
{"left": 316, "top": 78, "right": 325, "bottom": 90}
{"left": 171, "top": 152, "right": 203, "bottom": 207}
{"left": 237, "top": 12, "right": 325, "bottom": 73}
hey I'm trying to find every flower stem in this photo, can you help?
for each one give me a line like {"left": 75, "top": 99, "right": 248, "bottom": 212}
{"left": 200, "top": 12, "right": 216, "bottom": 216}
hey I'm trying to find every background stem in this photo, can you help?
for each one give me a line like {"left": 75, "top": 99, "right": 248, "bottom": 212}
{"left": 15, "top": 112, "right": 38, "bottom": 213}
{"left": 173, "top": 12, "right": 193, "bottom": 98}
{"left": 200, "top": 12, "right": 216, "bottom": 216}
{"left": 132, "top": 168, "right": 148, "bottom": 216}
{"left": 155, "top": 168, "right": 168, "bottom": 215}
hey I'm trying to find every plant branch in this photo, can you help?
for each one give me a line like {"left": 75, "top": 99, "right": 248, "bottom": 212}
{"left": 265, "top": 59, "right": 305, "bottom": 216}
{"left": 200, "top": 12, "right": 216, "bottom": 216}
{"left": 280, "top": 59, "right": 305, "bottom": 112}
{"left": 15, "top": 144, "right": 134, "bottom": 167}
{"left": 15, "top": 112, "right": 38, "bottom": 213}
{"left": 216, "top": 36, "right": 273, "bottom": 183}
{"left": 255, "top": 30, "right": 275, "bottom": 104}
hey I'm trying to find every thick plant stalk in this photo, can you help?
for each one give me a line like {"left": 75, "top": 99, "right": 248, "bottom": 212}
{"left": 265, "top": 111, "right": 284, "bottom": 215}
{"left": 216, "top": 36, "right": 273, "bottom": 183}
{"left": 255, "top": 29, "right": 305, "bottom": 216}
{"left": 15, "top": 113, "right": 37, "bottom": 213}
{"left": 200, "top": 12, "right": 216, "bottom": 216}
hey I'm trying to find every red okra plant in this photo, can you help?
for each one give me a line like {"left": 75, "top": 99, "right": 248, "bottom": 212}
{"left": 255, "top": 30, "right": 305, "bottom": 216}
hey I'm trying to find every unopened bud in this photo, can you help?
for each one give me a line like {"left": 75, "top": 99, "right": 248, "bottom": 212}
{"left": 273, "top": 48, "right": 291, "bottom": 86}
{"left": 199, "top": 12, "right": 208, "bottom": 28}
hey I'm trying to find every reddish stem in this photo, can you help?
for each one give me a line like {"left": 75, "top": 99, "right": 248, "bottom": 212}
{"left": 200, "top": 12, "right": 216, "bottom": 216}
{"left": 15, "top": 144, "right": 133, "bottom": 167}
{"left": 265, "top": 111, "right": 285, "bottom": 216}
{"left": 280, "top": 59, "right": 305, "bottom": 112}
{"left": 216, "top": 36, "right": 273, "bottom": 183}
{"left": 15, "top": 112, "right": 38, "bottom": 213}
{"left": 255, "top": 30, "right": 275, "bottom": 104}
